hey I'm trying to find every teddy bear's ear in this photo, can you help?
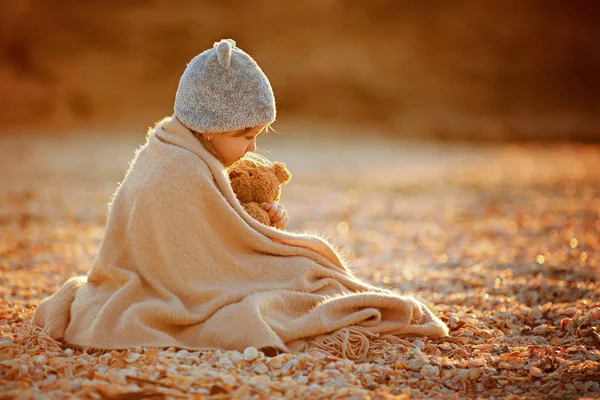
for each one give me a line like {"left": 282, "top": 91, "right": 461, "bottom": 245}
{"left": 273, "top": 162, "right": 292, "bottom": 184}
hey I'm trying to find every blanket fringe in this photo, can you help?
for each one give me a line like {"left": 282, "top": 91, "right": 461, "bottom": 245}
{"left": 25, "top": 322, "right": 416, "bottom": 363}
{"left": 21, "top": 323, "right": 64, "bottom": 355}
{"left": 304, "top": 326, "right": 417, "bottom": 362}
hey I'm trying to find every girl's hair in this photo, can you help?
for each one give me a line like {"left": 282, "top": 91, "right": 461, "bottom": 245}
{"left": 191, "top": 124, "right": 272, "bottom": 166}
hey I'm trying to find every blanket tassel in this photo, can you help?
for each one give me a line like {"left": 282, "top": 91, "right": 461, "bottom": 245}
{"left": 304, "top": 326, "right": 416, "bottom": 362}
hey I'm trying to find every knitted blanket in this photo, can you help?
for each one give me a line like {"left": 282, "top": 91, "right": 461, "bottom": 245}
{"left": 32, "top": 116, "right": 448, "bottom": 359}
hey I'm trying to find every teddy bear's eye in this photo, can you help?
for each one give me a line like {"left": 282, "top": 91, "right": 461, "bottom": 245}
{"left": 248, "top": 172, "right": 253, "bottom": 176}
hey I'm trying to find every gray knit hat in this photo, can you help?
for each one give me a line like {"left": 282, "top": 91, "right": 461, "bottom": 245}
{"left": 174, "top": 39, "right": 276, "bottom": 134}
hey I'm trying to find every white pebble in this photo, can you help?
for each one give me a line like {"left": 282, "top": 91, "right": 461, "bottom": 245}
{"left": 529, "top": 307, "right": 543, "bottom": 320}
{"left": 176, "top": 349, "right": 189, "bottom": 357}
{"left": 420, "top": 364, "right": 439, "bottom": 376}
{"left": 33, "top": 355, "right": 46, "bottom": 364}
{"left": 412, "top": 339, "right": 425, "bottom": 350}
{"left": 309, "top": 384, "right": 321, "bottom": 393}
{"left": 232, "top": 353, "right": 243, "bottom": 363}
{"left": 281, "top": 360, "right": 296, "bottom": 373}
{"left": 253, "top": 362, "right": 268, "bottom": 374}
{"left": 409, "top": 358, "right": 426, "bottom": 371}
{"left": 243, "top": 346, "right": 259, "bottom": 361}
{"left": 218, "top": 357, "right": 233, "bottom": 367}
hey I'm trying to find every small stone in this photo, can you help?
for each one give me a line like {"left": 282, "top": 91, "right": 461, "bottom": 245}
{"left": 243, "top": 346, "right": 259, "bottom": 361}
{"left": 308, "top": 383, "right": 321, "bottom": 393}
{"left": 420, "top": 364, "right": 439, "bottom": 376}
{"left": 281, "top": 360, "right": 296, "bottom": 373}
{"left": 478, "top": 329, "right": 493, "bottom": 338}
{"left": 588, "top": 307, "right": 600, "bottom": 322}
{"left": 468, "top": 369, "right": 481, "bottom": 379}
{"left": 560, "top": 318, "right": 571, "bottom": 329}
{"left": 110, "top": 358, "right": 127, "bottom": 368}
{"left": 395, "top": 361, "right": 409, "bottom": 369}
{"left": 231, "top": 353, "right": 243, "bottom": 363}
{"left": 218, "top": 357, "right": 233, "bottom": 367}
{"left": 176, "top": 349, "right": 189, "bottom": 357}
{"left": 529, "top": 306, "right": 543, "bottom": 320}
{"left": 529, "top": 367, "right": 543, "bottom": 378}
{"left": 253, "top": 362, "right": 268, "bottom": 374}
{"left": 412, "top": 339, "right": 425, "bottom": 350}
{"left": 409, "top": 358, "right": 426, "bottom": 371}
{"left": 33, "top": 355, "right": 46, "bottom": 364}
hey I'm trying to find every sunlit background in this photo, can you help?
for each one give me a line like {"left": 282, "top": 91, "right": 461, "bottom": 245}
{"left": 1, "top": 0, "right": 598, "bottom": 140}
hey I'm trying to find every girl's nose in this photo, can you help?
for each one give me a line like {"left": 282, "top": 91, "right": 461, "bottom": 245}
{"left": 247, "top": 139, "right": 256, "bottom": 153}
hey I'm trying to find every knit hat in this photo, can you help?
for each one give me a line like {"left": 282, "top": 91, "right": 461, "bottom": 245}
{"left": 174, "top": 39, "right": 276, "bottom": 134}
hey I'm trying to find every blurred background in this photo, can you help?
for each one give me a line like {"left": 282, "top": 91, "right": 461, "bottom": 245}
{"left": 0, "top": 0, "right": 598, "bottom": 140}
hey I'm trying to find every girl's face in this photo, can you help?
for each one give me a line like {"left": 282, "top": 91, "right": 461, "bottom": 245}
{"left": 204, "top": 125, "right": 265, "bottom": 167}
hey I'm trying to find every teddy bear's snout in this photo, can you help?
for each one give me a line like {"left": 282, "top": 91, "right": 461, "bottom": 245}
{"left": 229, "top": 170, "right": 249, "bottom": 180}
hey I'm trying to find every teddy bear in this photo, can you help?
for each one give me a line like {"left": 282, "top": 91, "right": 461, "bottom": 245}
{"left": 227, "top": 158, "right": 292, "bottom": 227}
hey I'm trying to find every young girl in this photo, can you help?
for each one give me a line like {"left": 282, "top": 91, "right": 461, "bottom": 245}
{"left": 33, "top": 39, "right": 447, "bottom": 359}
{"left": 175, "top": 38, "right": 288, "bottom": 229}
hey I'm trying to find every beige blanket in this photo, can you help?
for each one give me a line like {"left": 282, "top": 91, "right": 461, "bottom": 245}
{"left": 33, "top": 116, "right": 448, "bottom": 358}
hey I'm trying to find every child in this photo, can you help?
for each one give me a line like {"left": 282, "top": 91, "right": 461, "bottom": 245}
{"left": 32, "top": 39, "right": 448, "bottom": 359}
{"left": 175, "top": 38, "right": 287, "bottom": 229}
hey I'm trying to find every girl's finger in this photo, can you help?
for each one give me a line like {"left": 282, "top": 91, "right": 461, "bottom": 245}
{"left": 282, "top": 214, "right": 289, "bottom": 229}
{"left": 275, "top": 215, "right": 287, "bottom": 229}
{"left": 267, "top": 201, "right": 279, "bottom": 218}
{"left": 276, "top": 208, "right": 287, "bottom": 226}
{"left": 272, "top": 206, "right": 285, "bottom": 222}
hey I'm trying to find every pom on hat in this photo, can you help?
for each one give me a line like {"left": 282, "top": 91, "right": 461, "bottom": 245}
{"left": 215, "top": 39, "right": 235, "bottom": 69}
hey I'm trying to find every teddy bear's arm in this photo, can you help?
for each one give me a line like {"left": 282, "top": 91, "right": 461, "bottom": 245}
{"left": 242, "top": 202, "right": 272, "bottom": 226}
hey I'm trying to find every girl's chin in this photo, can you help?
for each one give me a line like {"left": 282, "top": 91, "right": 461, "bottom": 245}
{"left": 225, "top": 157, "right": 242, "bottom": 167}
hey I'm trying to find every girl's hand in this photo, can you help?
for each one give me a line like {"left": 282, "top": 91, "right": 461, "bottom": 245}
{"left": 261, "top": 201, "right": 288, "bottom": 230}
